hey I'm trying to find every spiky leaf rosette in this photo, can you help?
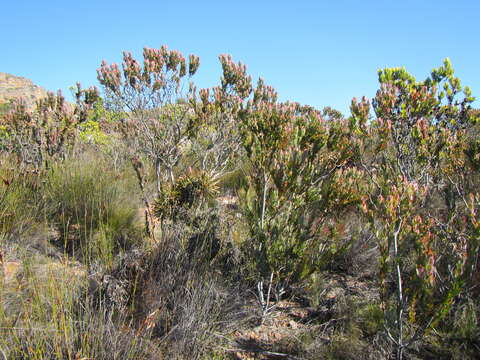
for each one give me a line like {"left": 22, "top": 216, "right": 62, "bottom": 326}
{"left": 153, "top": 170, "right": 219, "bottom": 220}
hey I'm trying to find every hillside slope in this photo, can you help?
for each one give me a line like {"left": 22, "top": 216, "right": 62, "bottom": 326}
{"left": 0, "top": 72, "right": 48, "bottom": 109}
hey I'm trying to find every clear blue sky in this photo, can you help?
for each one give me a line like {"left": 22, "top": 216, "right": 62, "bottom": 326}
{"left": 2, "top": 0, "right": 479, "bottom": 114}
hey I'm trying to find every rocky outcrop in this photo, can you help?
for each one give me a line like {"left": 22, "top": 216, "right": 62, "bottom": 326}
{"left": 0, "top": 72, "right": 48, "bottom": 109}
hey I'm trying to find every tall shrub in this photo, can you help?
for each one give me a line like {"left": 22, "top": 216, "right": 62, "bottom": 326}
{"left": 0, "top": 85, "right": 98, "bottom": 171}
{"left": 213, "top": 56, "right": 358, "bottom": 284}
{"left": 351, "top": 59, "right": 479, "bottom": 359}
{"left": 97, "top": 46, "right": 202, "bottom": 236}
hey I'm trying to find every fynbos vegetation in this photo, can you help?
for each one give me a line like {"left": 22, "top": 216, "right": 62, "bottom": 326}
{"left": 1, "top": 47, "right": 479, "bottom": 359}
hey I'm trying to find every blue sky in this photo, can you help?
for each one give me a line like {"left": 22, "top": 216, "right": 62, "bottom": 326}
{"left": 1, "top": 0, "right": 478, "bottom": 114}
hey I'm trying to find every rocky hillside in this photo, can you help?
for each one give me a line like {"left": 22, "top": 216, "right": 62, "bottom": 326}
{"left": 0, "top": 72, "right": 48, "bottom": 109}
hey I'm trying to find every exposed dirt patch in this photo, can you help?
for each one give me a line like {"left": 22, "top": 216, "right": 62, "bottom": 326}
{"left": 226, "top": 273, "right": 379, "bottom": 359}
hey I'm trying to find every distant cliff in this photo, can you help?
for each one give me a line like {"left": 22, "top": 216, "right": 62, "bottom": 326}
{"left": 0, "top": 72, "right": 48, "bottom": 110}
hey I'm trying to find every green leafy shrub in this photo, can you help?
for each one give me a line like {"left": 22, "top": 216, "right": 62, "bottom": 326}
{"left": 212, "top": 58, "right": 358, "bottom": 284}
{"left": 351, "top": 59, "right": 480, "bottom": 359}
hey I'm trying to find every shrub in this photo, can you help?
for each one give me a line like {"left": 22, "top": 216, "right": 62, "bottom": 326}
{"left": 351, "top": 59, "right": 480, "bottom": 359}
{"left": 0, "top": 85, "right": 98, "bottom": 171}
{"left": 213, "top": 59, "right": 358, "bottom": 284}
{"left": 153, "top": 169, "right": 219, "bottom": 221}
{"left": 97, "top": 47, "right": 202, "bottom": 236}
